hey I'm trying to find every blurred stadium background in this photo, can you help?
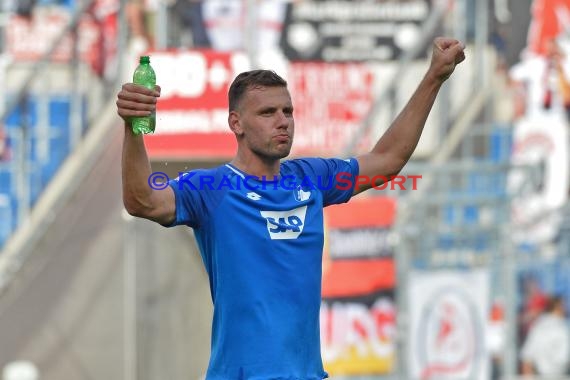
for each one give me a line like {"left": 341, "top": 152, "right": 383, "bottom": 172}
{"left": 0, "top": 0, "right": 569, "bottom": 379}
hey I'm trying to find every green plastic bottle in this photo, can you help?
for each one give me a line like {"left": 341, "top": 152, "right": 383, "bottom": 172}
{"left": 131, "top": 55, "right": 156, "bottom": 135}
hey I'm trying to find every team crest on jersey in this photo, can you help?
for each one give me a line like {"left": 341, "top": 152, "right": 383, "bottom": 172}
{"left": 294, "top": 186, "right": 311, "bottom": 202}
{"left": 260, "top": 206, "right": 307, "bottom": 240}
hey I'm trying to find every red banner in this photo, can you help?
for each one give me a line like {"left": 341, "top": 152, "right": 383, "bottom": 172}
{"left": 321, "top": 196, "right": 397, "bottom": 376}
{"left": 289, "top": 62, "right": 374, "bottom": 157}
{"left": 143, "top": 50, "right": 374, "bottom": 160}
{"left": 144, "top": 49, "right": 248, "bottom": 159}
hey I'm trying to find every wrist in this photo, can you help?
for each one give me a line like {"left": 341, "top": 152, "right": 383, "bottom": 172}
{"left": 423, "top": 70, "right": 445, "bottom": 90}
{"left": 124, "top": 121, "right": 140, "bottom": 138}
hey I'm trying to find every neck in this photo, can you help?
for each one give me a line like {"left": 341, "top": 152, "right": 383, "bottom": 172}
{"left": 230, "top": 149, "right": 281, "bottom": 178}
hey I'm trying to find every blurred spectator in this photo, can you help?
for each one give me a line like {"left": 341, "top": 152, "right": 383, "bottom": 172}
{"left": 90, "top": 0, "right": 120, "bottom": 81}
{"left": 509, "top": 35, "right": 570, "bottom": 120}
{"left": 126, "top": 0, "right": 155, "bottom": 52}
{"left": 547, "top": 37, "right": 570, "bottom": 119}
{"left": 165, "top": 0, "right": 289, "bottom": 73}
{"left": 488, "top": 299, "right": 506, "bottom": 380}
{"left": 520, "top": 295, "right": 570, "bottom": 376}
{"left": 200, "top": 0, "right": 246, "bottom": 51}
{"left": 0, "top": 127, "right": 9, "bottom": 162}
{"left": 519, "top": 276, "right": 548, "bottom": 341}
{"left": 15, "top": 0, "right": 35, "bottom": 17}
{"left": 125, "top": 0, "right": 159, "bottom": 78}
{"left": 185, "top": 0, "right": 287, "bottom": 52}
{"left": 171, "top": 0, "right": 209, "bottom": 48}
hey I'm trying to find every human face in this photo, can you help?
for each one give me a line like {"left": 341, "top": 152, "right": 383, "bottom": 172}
{"left": 232, "top": 86, "right": 294, "bottom": 160}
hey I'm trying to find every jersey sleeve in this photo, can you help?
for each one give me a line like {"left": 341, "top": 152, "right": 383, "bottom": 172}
{"left": 295, "top": 157, "right": 359, "bottom": 206}
{"left": 164, "top": 169, "right": 218, "bottom": 228}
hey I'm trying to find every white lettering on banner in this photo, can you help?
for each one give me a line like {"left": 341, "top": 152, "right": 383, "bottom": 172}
{"left": 209, "top": 60, "right": 231, "bottom": 91}
{"left": 323, "top": 47, "right": 393, "bottom": 61}
{"left": 294, "top": 121, "right": 361, "bottom": 146}
{"left": 320, "top": 298, "right": 396, "bottom": 362}
{"left": 151, "top": 53, "right": 207, "bottom": 98}
{"left": 509, "top": 113, "right": 569, "bottom": 244}
{"left": 329, "top": 229, "right": 391, "bottom": 258}
{"left": 149, "top": 51, "right": 249, "bottom": 100}
{"left": 230, "top": 53, "right": 250, "bottom": 77}
{"left": 293, "top": 1, "right": 428, "bottom": 21}
{"left": 157, "top": 110, "right": 228, "bottom": 133}
{"left": 320, "top": 22, "right": 397, "bottom": 37}
{"left": 289, "top": 62, "right": 374, "bottom": 154}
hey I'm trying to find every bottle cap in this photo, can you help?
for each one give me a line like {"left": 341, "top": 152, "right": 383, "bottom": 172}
{"left": 139, "top": 56, "right": 150, "bottom": 64}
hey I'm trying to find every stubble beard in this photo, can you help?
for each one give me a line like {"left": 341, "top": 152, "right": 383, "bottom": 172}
{"left": 252, "top": 140, "right": 293, "bottom": 162}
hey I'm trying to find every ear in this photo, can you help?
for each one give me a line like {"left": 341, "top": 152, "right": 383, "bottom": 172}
{"left": 228, "top": 111, "right": 244, "bottom": 136}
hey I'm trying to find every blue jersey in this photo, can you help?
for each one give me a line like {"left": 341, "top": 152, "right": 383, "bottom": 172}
{"left": 166, "top": 157, "right": 359, "bottom": 379}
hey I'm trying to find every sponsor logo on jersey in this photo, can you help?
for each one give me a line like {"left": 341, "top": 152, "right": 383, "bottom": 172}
{"left": 260, "top": 206, "right": 307, "bottom": 240}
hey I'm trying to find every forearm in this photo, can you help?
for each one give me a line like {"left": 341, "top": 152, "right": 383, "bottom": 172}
{"left": 354, "top": 38, "right": 463, "bottom": 195}
{"left": 121, "top": 123, "right": 155, "bottom": 215}
{"left": 371, "top": 73, "right": 442, "bottom": 162}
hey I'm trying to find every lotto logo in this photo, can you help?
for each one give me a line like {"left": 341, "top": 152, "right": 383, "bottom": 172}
{"left": 260, "top": 206, "right": 307, "bottom": 240}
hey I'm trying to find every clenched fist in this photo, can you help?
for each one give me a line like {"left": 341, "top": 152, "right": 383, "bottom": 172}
{"left": 428, "top": 37, "right": 466, "bottom": 83}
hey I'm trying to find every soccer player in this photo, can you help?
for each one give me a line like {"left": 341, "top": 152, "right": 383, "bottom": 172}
{"left": 116, "top": 37, "right": 465, "bottom": 379}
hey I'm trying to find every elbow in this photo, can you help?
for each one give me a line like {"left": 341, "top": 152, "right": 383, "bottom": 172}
{"left": 123, "top": 185, "right": 157, "bottom": 218}
{"left": 123, "top": 196, "right": 148, "bottom": 218}
{"left": 123, "top": 200, "right": 142, "bottom": 218}
{"left": 369, "top": 150, "right": 409, "bottom": 178}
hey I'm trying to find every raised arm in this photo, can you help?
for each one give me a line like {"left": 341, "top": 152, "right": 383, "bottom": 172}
{"left": 354, "top": 37, "right": 465, "bottom": 195}
{"left": 116, "top": 83, "right": 176, "bottom": 225}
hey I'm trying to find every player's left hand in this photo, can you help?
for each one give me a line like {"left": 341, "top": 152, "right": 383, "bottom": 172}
{"left": 428, "top": 37, "right": 466, "bottom": 83}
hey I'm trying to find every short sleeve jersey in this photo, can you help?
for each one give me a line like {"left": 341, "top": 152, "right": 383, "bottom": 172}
{"left": 167, "top": 157, "right": 359, "bottom": 379}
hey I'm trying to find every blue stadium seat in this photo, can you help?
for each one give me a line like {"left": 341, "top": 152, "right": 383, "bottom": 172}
{"left": 439, "top": 126, "right": 513, "bottom": 252}
{"left": 3, "top": 93, "right": 86, "bottom": 240}
{"left": 0, "top": 193, "right": 12, "bottom": 248}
